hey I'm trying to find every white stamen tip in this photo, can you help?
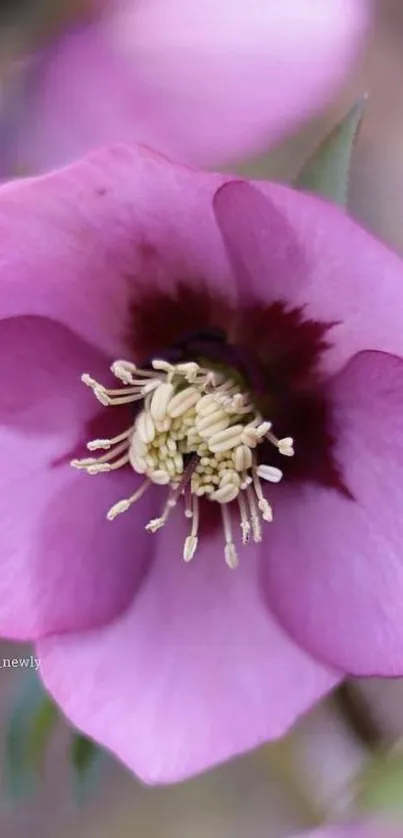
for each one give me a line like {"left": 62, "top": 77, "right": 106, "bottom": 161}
{"left": 225, "top": 544, "right": 238, "bottom": 569}
{"left": 259, "top": 499, "right": 273, "bottom": 522}
{"left": 257, "top": 465, "right": 283, "bottom": 483}
{"left": 146, "top": 517, "right": 166, "bottom": 533}
{"left": 278, "top": 437, "right": 294, "bottom": 457}
{"left": 167, "top": 386, "right": 199, "bottom": 418}
{"left": 176, "top": 362, "right": 200, "bottom": 381}
{"left": 87, "top": 462, "right": 112, "bottom": 474}
{"left": 251, "top": 517, "right": 262, "bottom": 542}
{"left": 70, "top": 457, "right": 96, "bottom": 469}
{"left": 150, "top": 381, "right": 174, "bottom": 422}
{"left": 87, "top": 439, "right": 112, "bottom": 451}
{"left": 107, "top": 500, "right": 130, "bottom": 520}
{"left": 111, "top": 360, "right": 137, "bottom": 384}
{"left": 152, "top": 359, "right": 173, "bottom": 373}
{"left": 240, "top": 522, "right": 251, "bottom": 544}
{"left": 183, "top": 536, "right": 198, "bottom": 562}
{"left": 151, "top": 469, "right": 170, "bottom": 485}
{"left": 94, "top": 388, "right": 110, "bottom": 407}
{"left": 81, "top": 373, "right": 96, "bottom": 387}
{"left": 256, "top": 421, "right": 272, "bottom": 437}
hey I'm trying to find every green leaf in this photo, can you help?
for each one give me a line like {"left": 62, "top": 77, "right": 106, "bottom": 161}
{"left": 70, "top": 733, "right": 104, "bottom": 805}
{"left": 5, "top": 671, "right": 59, "bottom": 797}
{"left": 294, "top": 98, "right": 366, "bottom": 206}
{"left": 355, "top": 750, "right": 403, "bottom": 815}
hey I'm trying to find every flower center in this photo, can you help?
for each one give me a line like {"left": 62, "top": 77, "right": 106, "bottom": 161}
{"left": 71, "top": 358, "right": 294, "bottom": 568}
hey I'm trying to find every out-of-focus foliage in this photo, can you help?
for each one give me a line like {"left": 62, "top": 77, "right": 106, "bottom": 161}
{"left": 355, "top": 748, "right": 403, "bottom": 816}
{"left": 4, "top": 669, "right": 103, "bottom": 803}
{"left": 294, "top": 99, "right": 366, "bottom": 206}
{"left": 70, "top": 732, "right": 105, "bottom": 806}
{"left": 5, "top": 670, "right": 58, "bottom": 797}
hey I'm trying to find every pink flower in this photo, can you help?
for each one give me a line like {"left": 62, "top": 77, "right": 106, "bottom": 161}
{"left": 2, "top": 0, "right": 367, "bottom": 175}
{"left": 292, "top": 825, "right": 403, "bottom": 838}
{"left": 1, "top": 144, "right": 403, "bottom": 784}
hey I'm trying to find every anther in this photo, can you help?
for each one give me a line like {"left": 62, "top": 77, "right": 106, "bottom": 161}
{"left": 87, "top": 428, "right": 132, "bottom": 451}
{"left": 237, "top": 491, "right": 251, "bottom": 544}
{"left": 107, "top": 479, "right": 151, "bottom": 520}
{"left": 221, "top": 504, "right": 238, "bottom": 569}
{"left": 208, "top": 425, "right": 244, "bottom": 453}
{"left": 278, "top": 437, "right": 294, "bottom": 457}
{"left": 150, "top": 382, "right": 174, "bottom": 422}
{"left": 183, "top": 536, "right": 198, "bottom": 562}
{"left": 110, "top": 360, "right": 138, "bottom": 384}
{"left": 76, "top": 357, "right": 293, "bottom": 569}
{"left": 246, "top": 486, "right": 262, "bottom": 543}
{"left": 257, "top": 464, "right": 283, "bottom": 483}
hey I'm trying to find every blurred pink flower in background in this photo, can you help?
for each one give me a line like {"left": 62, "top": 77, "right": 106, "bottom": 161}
{"left": 1, "top": 143, "right": 403, "bottom": 783}
{"left": 0, "top": 0, "right": 368, "bottom": 175}
{"left": 293, "top": 824, "right": 403, "bottom": 838}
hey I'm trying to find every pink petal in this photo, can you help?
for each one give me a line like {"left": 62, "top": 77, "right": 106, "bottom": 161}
{"left": 0, "top": 316, "right": 155, "bottom": 639}
{"left": 0, "top": 144, "right": 232, "bottom": 358}
{"left": 214, "top": 181, "right": 403, "bottom": 374}
{"left": 13, "top": 0, "right": 367, "bottom": 172}
{"left": 0, "top": 451, "right": 154, "bottom": 640}
{"left": 38, "top": 516, "right": 339, "bottom": 783}
{"left": 0, "top": 316, "right": 108, "bottom": 438}
{"left": 292, "top": 825, "right": 402, "bottom": 838}
{"left": 116, "top": 0, "right": 367, "bottom": 165}
{"left": 262, "top": 351, "right": 403, "bottom": 676}
{"left": 13, "top": 26, "right": 145, "bottom": 175}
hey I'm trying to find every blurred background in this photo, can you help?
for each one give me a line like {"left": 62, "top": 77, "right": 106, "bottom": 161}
{"left": 1, "top": 0, "right": 403, "bottom": 836}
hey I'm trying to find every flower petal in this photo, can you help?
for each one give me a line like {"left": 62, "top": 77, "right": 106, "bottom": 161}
{"left": 38, "top": 516, "right": 339, "bottom": 783}
{"left": 262, "top": 351, "right": 403, "bottom": 676}
{"left": 0, "top": 316, "right": 155, "bottom": 639}
{"left": 0, "top": 449, "right": 154, "bottom": 640}
{"left": 214, "top": 180, "right": 403, "bottom": 373}
{"left": 292, "top": 825, "right": 402, "bottom": 838}
{"left": 108, "top": 0, "right": 367, "bottom": 165}
{"left": 0, "top": 144, "right": 232, "bottom": 358}
{"left": 0, "top": 316, "right": 109, "bottom": 438}
{"left": 12, "top": 0, "right": 367, "bottom": 172}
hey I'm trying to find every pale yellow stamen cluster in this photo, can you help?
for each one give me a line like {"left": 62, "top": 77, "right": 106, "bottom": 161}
{"left": 71, "top": 358, "right": 294, "bottom": 568}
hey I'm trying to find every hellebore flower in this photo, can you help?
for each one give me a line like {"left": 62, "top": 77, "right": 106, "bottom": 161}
{"left": 0, "top": 0, "right": 368, "bottom": 175}
{"left": 1, "top": 144, "right": 403, "bottom": 784}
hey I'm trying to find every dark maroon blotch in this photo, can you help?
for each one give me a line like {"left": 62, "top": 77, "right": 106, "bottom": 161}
{"left": 126, "top": 280, "right": 349, "bottom": 494}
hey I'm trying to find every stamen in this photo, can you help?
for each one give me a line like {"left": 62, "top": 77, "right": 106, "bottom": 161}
{"left": 75, "top": 357, "right": 293, "bottom": 569}
{"left": 257, "top": 464, "right": 283, "bottom": 483}
{"left": 246, "top": 485, "right": 262, "bottom": 543}
{"left": 184, "top": 486, "right": 193, "bottom": 518}
{"left": 111, "top": 360, "right": 139, "bottom": 384}
{"left": 146, "top": 456, "right": 198, "bottom": 533}
{"left": 252, "top": 473, "right": 273, "bottom": 523}
{"left": 96, "top": 393, "right": 146, "bottom": 407}
{"left": 71, "top": 440, "right": 129, "bottom": 471}
{"left": 87, "top": 428, "right": 133, "bottom": 451}
{"left": 107, "top": 478, "right": 151, "bottom": 520}
{"left": 266, "top": 430, "right": 295, "bottom": 457}
{"left": 151, "top": 359, "right": 174, "bottom": 373}
{"left": 221, "top": 503, "right": 238, "bottom": 569}
{"left": 183, "top": 495, "right": 200, "bottom": 562}
{"left": 88, "top": 453, "right": 130, "bottom": 474}
{"left": 111, "top": 360, "right": 162, "bottom": 385}
{"left": 278, "top": 437, "right": 295, "bottom": 457}
{"left": 237, "top": 491, "right": 251, "bottom": 544}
